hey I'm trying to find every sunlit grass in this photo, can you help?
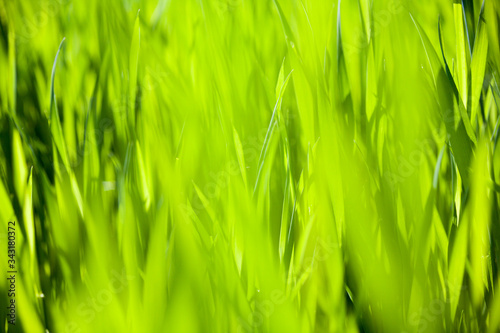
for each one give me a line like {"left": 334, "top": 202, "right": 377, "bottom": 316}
{"left": 1, "top": 0, "right": 500, "bottom": 332}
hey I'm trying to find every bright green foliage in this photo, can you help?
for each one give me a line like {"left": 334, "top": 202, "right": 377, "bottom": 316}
{"left": 0, "top": 0, "right": 500, "bottom": 332}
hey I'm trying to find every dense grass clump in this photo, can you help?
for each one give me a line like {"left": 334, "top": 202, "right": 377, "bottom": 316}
{"left": 1, "top": 0, "right": 500, "bottom": 332}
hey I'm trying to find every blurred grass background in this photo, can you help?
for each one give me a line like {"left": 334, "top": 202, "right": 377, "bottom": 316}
{"left": 1, "top": 0, "right": 500, "bottom": 332}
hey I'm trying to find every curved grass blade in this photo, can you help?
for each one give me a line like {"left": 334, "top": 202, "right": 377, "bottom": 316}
{"left": 129, "top": 10, "right": 141, "bottom": 130}
{"left": 49, "top": 38, "right": 71, "bottom": 171}
{"left": 470, "top": 0, "right": 488, "bottom": 124}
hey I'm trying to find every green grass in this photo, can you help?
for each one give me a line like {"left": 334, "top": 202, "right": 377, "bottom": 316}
{"left": 1, "top": 0, "right": 500, "bottom": 332}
